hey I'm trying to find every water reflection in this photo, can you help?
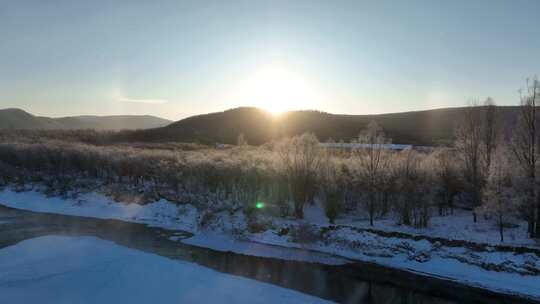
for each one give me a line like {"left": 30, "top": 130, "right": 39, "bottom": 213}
{"left": 0, "top": 206, "right": 531, "bottom": 304}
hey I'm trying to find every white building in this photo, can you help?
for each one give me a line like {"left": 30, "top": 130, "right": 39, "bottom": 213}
{"left": 320, "top": 142, "right": 414, "bottom": 151}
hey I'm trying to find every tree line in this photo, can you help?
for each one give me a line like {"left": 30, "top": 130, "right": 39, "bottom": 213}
{"left": 0, "top": 78, "right": 539, "bottom": 242}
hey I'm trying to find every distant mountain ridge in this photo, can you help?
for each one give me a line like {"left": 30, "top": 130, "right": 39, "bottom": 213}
{"left": 2, "top": 106, "right": 521, "bottom": 145}
{"left": 0, "top": 108, "right": 172, "bottom": 130}
{"left": 114, "top": 106, "right": 521, "bottom": 146}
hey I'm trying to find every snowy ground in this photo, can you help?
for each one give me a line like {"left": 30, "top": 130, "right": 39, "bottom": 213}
{"left": 302, "top": 201, "right": 538, "bottom": 248}
{"left": 0, "top": 188, "right": 199, "bottom": 232}
{"left": 337, "top": 209, "right": 536, "bottom": 248}
{"left": 247, "top": 226, "right": 540, "bottom": 300}
{"left": 0, "top": 236, "right": 331, "bottom": 304}
{"left": 182, "top": 232, "right": 348, "bottom": 265}
{"left": 1, "top": 187, "right": 540, "bottom": 301}
{"left": 0, "top": 188, "right": 347, "bottom": 265}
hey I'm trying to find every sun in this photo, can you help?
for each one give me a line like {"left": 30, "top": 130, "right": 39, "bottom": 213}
{"left": 233, "top": 65, "right": 318, "bottom": 114}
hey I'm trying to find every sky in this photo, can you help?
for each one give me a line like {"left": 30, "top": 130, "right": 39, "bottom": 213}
{"left": 1, "top": 0, "right": 540, "bottom": 120}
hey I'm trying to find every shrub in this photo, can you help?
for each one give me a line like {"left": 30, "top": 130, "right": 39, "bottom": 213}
{"left": 290, "top": 223, "right": 320, "bottom": 244}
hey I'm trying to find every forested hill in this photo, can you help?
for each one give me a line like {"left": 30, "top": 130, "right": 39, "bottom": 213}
{"left": 0, "top": 108, "right": 171, "bottom": 130}
{"left": 113, "top": 106, "right": 521, "bottom": 146}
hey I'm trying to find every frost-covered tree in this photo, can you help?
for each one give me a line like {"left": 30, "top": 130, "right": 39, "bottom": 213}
{"left": 480, "top": 146, "right": 516, "bottom": 242}
{"left": 510, "top": 77, "right": 540, "bottom": 238}
{"left": 393, "top": 149, "right": 431, "bottom": 228}
{"left": 379, "top": 161, "right": 398, "bottom": 217}
{"left": 482, "top": 97, "right": 498, "bottom": 171}
{"left": 431, "top": 148, "right": 462, "bottom": 216}
{"left": 319, "top": 152, "right": 344, "bottom": 224}
{"left": 237, "top": 133, "right": 248, "bottom": 146}
{"left": 354, "top": 121, "right": 391, "bottom": 226}
{"left": 277, "top": 133, "right": 323, "bottom": 219}
{"left": 455, "top": 101, "right": 484, "bottom": 222}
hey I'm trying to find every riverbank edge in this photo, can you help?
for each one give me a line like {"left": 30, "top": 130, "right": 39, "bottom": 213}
{"left": 0, "top": 188, "right": 539, "bottom": 303}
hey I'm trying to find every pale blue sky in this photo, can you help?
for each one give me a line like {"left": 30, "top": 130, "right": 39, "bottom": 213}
{"left": 1, "top": 0, "right": 539, "bottom": 120}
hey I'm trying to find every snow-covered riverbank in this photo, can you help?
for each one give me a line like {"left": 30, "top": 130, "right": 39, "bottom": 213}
{"left": 0, "top": 235, "right": 331, "bottom": 304}
{"left": 1, "top": 188, "right": 539, "bottom": 301}
{"left": 0, "top": 188, "right": 200, "bottom": 232}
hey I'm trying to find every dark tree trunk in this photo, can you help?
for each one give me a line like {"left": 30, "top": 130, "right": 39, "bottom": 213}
{"left": 499, "top": 215, "right": 504, "bottom": 242}
{"left": 294, "top": 204, "right": 304, "bottom": 219}
{"left": 535, "top": 203, "right": 540, "bottom": 238}
{"left": 528, "top": 219, "right": 535, "bottom": 238}
{"left": 369, "top": 190, "right": 375, "bottom": 226}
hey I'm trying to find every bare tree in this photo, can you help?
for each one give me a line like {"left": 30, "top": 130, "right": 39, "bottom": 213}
{"left": 355, "top": 121, "right": 391, "bottom": 226}
{"left": 455, "top": 101, "right": 484, "bottom": 222}
{"left": 237, "top": 133, "right": 248, "bottom": 146}
{"left": 277, "top": 133, "right": 323, "bottom": 219}
{"left": 481, "top": 146, "right": 516, "bottom": 242}
{"left": 394, "top": 148, "right": 417, "bottom": 226}
{"left": 393, "top": 148, "right": 432, "bottom": 228}
{"left": 510, "top": 77, "right": 540, "bottom": 238}
{"left": 432, "top": 148, "right": 462, "bottom": 216}
{"left": 379, "top": 161, "right": 398, "bottom": 217}
{"left": 319, "top": 152, "right": 344, "bottom": 224}
{"left": 482, "top": 97, "right": 498, "bottom": 171}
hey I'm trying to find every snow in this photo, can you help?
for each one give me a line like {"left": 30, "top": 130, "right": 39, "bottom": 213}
{"left": 336, "top": 209, "right": 538, "bottom": 248}
{"left": 4, "top": 187, "right": 534, "bottom": 249}
{"left": 1, "top": 188, "right": 540, "bottom": 300}
{"left": 0, "top": 236, "right": 332, "bottom": 304}
{"left": 255, "top": 227, "right": 540, "bottom": 300}
{"left": 0, "top": 188, "right": 347, "bottom": 265}
{"left": 182, "top": 232, "right": 348, "bottom": 265}
{"left": 303, "top": 200, "right": 329, "bottom": 225}
{"left": 0, "top": 188, "right": 199, "bottom": 232}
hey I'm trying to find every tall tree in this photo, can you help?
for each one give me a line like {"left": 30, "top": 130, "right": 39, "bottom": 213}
{"left": 319, "top": 151, "right": 344, "bottom": 224}
{"left": 277, "top": 133, "right": 322, "bottom": 219}
{"left": 432, "top": 148, "right": 461, "bottom": 216}
{"left": 510, "top": 77, "right": 540, "bottom": 238}
{"left": 482, "top": 97, "right": 498, "bottom": 171}
{"left": 481, "top": 146, "right": 515, "bottom": 242}
{"left": 355, "top": 121, "right": 391, "bottom": 226}
{"left": 455, "top": 101, "right": 484, "bottom": 222}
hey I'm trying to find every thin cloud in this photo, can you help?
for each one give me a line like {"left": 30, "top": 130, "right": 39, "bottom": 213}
{"left": 119, "top": 97, "right": 168, "bottom": 104}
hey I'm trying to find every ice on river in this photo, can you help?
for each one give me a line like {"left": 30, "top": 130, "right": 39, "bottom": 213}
{"left": 0, "top": 236, "right": 332, "bottom": 304}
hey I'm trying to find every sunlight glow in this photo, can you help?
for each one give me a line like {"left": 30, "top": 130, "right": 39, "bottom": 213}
{"left": 232, "top": 65, "right": 320, "bottom": 114}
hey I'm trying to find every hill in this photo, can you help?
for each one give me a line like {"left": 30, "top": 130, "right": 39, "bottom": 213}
{"left": 0, "top": 108, "right": 171, "bottom": 130}
{"left": 114, "top": 106, "right": 521, "bottom": 146}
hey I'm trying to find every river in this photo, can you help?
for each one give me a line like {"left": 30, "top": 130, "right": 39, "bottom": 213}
{"left": 0, "top": 205, "right": 535, "bottom": 304}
